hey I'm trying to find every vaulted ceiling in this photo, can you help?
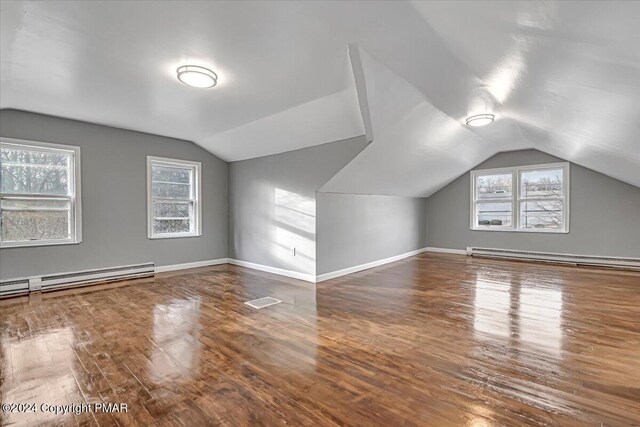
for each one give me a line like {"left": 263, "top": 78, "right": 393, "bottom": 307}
{"left": 1, "top": 1, "right": 638, "bottom": 195}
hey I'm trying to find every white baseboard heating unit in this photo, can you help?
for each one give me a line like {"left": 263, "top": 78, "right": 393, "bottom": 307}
{"left": 466, "top": 247, "right": 640, "bottom": 271}
{"left": 0, "top": 262, "right": 155, "bottom": 298}
{"left": 0, "top": 278, "right": 30, "bottom": 298}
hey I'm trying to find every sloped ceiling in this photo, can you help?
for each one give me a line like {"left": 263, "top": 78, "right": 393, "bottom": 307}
{"left": 320, "top": 46, "right": 533, "bottom": 197}
{"left": 322, "top": 1, "right": 640, "bottom": 195}
{"left": 1, "top": 1, "right": 638, "bottom": 191}
{"left": 0, "top": 1, "right": 367, "bottom": 160}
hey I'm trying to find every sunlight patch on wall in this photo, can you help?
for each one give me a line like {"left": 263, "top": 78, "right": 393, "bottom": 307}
{"left": 275, "top": 188, "right": 315, "bottom": 233}
{"left": 273, "top": 188, "right": 315, "bottom": 273}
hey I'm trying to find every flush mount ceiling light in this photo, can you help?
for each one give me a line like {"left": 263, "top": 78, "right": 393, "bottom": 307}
{"left": 176, "top": 65, "right": 217, "bottom": 88}
{"left": 466, "top": 113, "right": 495, "bottom": 127}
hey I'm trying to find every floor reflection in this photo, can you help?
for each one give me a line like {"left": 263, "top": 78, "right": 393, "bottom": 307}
{"left": 1, "top": 328, "right": 80, "bottom": 426}
{"left": 519, "top": 287, "right": 563, "bottom": 354}
{"left": 239, "top": 272, "right": 319, "bottom": 374}
{"left": 474, "top": 279, "right": 511, "bottom": 338}
{"left": 1, "top": 255, "right": 638, "bottom": 425}
{"left": 150, "top": 298, "right": 202, "bottom": 383}
{"left": 473, "top": 269, "right": 564, "bottom": 356}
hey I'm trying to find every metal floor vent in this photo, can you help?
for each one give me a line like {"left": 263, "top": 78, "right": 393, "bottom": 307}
{"left": 245, "top": 297, "right": 282, "bottom": 309}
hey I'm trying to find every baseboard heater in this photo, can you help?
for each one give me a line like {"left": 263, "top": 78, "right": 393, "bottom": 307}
{"left": 0, "top": 262, "right": 155, "bottom": 298}
{"left": 0, "top": 278, "right": 30, "bottom": 299}
{"left": 466, "top": 247, "right": 640, "bottom": 271}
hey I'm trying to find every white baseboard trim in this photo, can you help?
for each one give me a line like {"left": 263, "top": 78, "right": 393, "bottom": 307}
{"left": 155, "top": 258, "right": 230, "bottom": 273}
{"left": 425, "top": 247, "right": 468, "bottom": 255}
{"left": 227, "top": 259, "right": 317, "bottom": 283}
{"left": 2, "top": 247, "right": 470, "bottom": 298}
{"left": 316, "top": 247, "right": 430, "bottom": 283}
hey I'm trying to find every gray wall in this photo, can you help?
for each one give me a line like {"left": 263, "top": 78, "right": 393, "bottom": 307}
{"left": 316, "top": 193, "right": 427, "bottom": 275}
{"left": 0, "top": 109, "right": 228, "bottom": 279}
{"left": 228, "top": 136, "right": 368, "bottom": 275}
{"left": 425, "top": 149, "right": 640, "bottom": 257}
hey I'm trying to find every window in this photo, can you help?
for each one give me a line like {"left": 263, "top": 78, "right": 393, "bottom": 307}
{"left": 147, "top": 156, "right": 201, "bottom": 239}
{"left": 1, "top": 138, "right": 82, "bottom": 247}
{"left": 471, "top": 162, "right": 569, "bottom": 233}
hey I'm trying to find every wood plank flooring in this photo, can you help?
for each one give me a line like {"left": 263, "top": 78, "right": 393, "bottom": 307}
{"left": 1, "top": 253, "right": 639, "bottom": 426}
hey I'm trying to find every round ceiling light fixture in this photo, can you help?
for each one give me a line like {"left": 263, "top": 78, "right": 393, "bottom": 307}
{"left": 465, "top": 113, "right": 495, "bottom": 127}
{"left": 176, "top": 65, "right": 218, "bottom": 88}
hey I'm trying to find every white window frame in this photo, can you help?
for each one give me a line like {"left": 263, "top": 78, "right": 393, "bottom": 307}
{"left": 147, "top": 156, "right": 202, "bottom": 239}
{"left": 0, "top": 137, "right": 82, "bottom": 248}
{"left": 470, "top": 162, "right": 570, "bottom": 233}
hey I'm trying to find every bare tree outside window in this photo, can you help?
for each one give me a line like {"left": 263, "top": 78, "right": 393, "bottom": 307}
{"left": 475, "top": 173, "right": 513, "bottom": 228}
{"left": 0, "top": 140, "right": 80, "bottom": 246}
{"left": 147, "top": 157, "right": 201, "bottom": 239}
{"left": 471, "top": 163, "right": 568, "bottom": 233}
{"left": 520, "top": 170, "right": 564, "bottom": 230}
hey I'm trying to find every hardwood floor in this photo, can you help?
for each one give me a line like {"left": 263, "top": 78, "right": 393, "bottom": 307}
{"left": 1, "top": 253, "right": 639, "bottom": 426}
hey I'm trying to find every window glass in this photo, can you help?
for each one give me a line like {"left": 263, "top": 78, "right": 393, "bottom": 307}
{"left": 476, "top": 202, "right": 512, "bottom": 228}
{"left": 1, "top": 199, "right": 70, "bottom": 241}
{"left": 148, "top": 158, "right": 200, "bottom": 238}
{"left": 520, "top": 169, "right": 563, "bottom": 199}
{"left": 520, "top": 201, "right": 564, "bottom": 230}
{"left": 1, "top": 146, "right": 70, "bottom": 195}
{"left": 153, "top": 218, "right": 191, "bottom": 235}
{"left": 471, "top": 163, "right": 568, "bottom": 233}
{"left": 0, "top": 140, "right": 79, "bottom": 247}
{"left": 476, "top": 173, "right": 512, "bottom": 200}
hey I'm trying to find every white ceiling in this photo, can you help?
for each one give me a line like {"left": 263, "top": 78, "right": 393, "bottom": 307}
{"left": 1, "top": 1, "right": 639, "bottom": 192}
{"left": 320, "top": 46, "right": 532, "bottom": 197}
{"left": 0, "top": 1, "right": 366, "bottom": 160}
{"left": 324, "top": 1, "right": 640, "bottom": 196}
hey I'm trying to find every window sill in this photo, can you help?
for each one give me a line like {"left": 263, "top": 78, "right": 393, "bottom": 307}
{"left": 0, "top": 240, "right": 81, "bottom": 249}
{"left": 471, "top": 228, "right": 569, "bottom": 234}
{"left": 148, "top": 233, "right": 202, "bottom": 240}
